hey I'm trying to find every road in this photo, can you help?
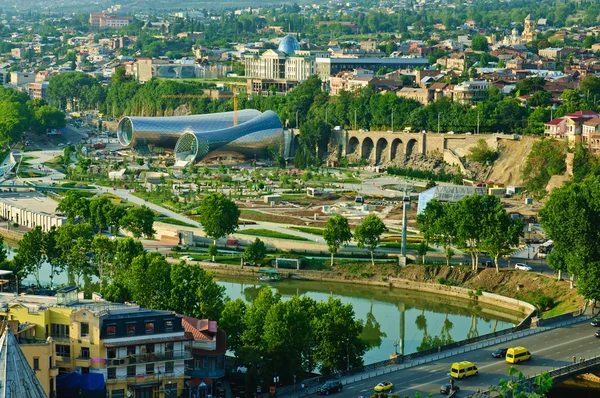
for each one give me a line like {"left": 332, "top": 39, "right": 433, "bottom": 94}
{"left": 320, "top": 320, "right": 600, "bottom": 398}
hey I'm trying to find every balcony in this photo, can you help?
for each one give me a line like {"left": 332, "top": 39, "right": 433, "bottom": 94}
{"left": 106, "top": 350, "right": 192, "bottom": 367}
{"left": 55, "top": 356, "right": 71, "bottom": 366}
{"left": 75, "top": 356, "right": 91, "bottom": 367}
{"left": 50, "top": 367, "right": 59, "bottom": 377}
{"left": 185, "top": 368, "right": 226, "bottom": 379}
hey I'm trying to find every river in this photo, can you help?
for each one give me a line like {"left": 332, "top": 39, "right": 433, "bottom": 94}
{"left": 214, "top": 276, "right": 522, "bottom": 365}
{"left": 16, "top": 258, "right": 522, "bottom": 365}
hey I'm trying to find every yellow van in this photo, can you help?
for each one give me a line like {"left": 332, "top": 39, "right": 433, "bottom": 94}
{"left": 506, "top": 347, "right": 532, "bottom": 364}
{"left": 450, "top": 361, "right": 479, "bottom": 379}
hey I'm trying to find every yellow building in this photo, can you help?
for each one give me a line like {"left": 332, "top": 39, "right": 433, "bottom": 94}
{"left": 0, "top": 287, "right": 192, "bottom": 398}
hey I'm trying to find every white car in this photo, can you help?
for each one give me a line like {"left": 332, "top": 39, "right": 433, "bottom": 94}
{"left": 515, "top": 263, "right": 532, "bottom": 271}
{"left": 180, "top": 255, "right": 194, "bottom": 261}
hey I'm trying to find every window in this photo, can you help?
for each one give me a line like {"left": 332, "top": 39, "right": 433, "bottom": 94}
{"left": 107, "top": 368, "right": 116, "bottom": 380}
{"left": 111, "top": 389, "right": 125, "bottom": 398}
{"left": 146, "top": 363, "right": 154, "bottom": 375}
{"left": 145, "top": 344, "right": 154, "bottom": 354}
{"left": 50, "top": 324, "right": 69, "bottom": 339}
{"left": 80, "top": 322, "right": 89, "bottom": 338}
{"left": 145, "top": 322, "right": 154, "bottom": 334}
{"left": 107, "top": 325, "right": 116, "bottom": 337}
{"left": 56, "top": 345, "right": 70, "bottom": 357}
{"left": 165, "top": 320, "right": 173, "bottom": 332}
{"left": 165, "top": 361, "right": 174, "bottom": 374}
{"left": 33, "top": 358, "right": 39, "bottom": 370}
{"left": 126, "top": 365, "right": 136, "bottom": 377}
{"left": 107, "top": 348, "right": 116, "bottom": 359}
{"left": 80, "top": 347, "right": 90, "bottom": 359}
{"left": 126, "top": 324, "right": 136, "bottom": 335}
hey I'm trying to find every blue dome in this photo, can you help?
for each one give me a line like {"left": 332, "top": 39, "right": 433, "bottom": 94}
{"left": 278, "top": 34, "right": 300, "bottom": 55}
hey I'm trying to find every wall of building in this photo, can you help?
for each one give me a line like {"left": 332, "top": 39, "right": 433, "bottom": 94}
{"left": 21, "top": 340, "right": 57, "bottom": 397}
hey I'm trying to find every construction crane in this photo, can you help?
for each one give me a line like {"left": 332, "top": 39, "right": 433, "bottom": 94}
{"left": 160, "top": 85, "right": 241, "bottom": 126}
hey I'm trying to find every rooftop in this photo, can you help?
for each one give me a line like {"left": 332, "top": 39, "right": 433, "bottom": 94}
{"left": 0, "top": 192, "right": 63, "bottom": 216}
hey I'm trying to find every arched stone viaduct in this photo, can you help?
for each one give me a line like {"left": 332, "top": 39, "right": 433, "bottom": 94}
{"left": 341, "top": 131, "right": 427, "bottom": 164}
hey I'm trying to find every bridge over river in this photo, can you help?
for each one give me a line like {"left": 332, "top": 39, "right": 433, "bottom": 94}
{"left": 281, "top": 315, "right": 599, "bottom": 398}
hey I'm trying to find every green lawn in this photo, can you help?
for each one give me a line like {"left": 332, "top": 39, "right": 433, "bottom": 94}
{"left": 289, "top": 226, "right": 324, "bottom": 236}
{"left": 237, "top": 228, "right": 310, "bottom": 241}
{"left": 158, "top": 217, "right": 197, "bottom": 228}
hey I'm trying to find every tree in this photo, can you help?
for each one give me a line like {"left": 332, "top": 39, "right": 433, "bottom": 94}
{"left": 220, "top": 299, "right": 247, "bottom": 357}
{"left": 471, "top": 35, "right": 489, "bottom": 51}
{"left": 323, "top": 215, "right": 353, "bottom": 266}
{"left": 312, "top": 297, "right": 366, "bottom": 374}
{"left": 15, "top": 226, "right": 45, "bottom": 287}
{"left": 208, "top": 244, "right": 218, "bottom": 261}
{"left": 522, "top": 139, "right": 566, "bottom": 194}
{"left": 539, "top": 176, "right": 600, "bottom": 299}
{"left": 89, "top": 196, "right": 112, "bottom": 233}
{"left": 468, "top": 139, "right": 498, "bottom": 163}
{"left": 121, "top": 205, "right": 156, "bottom": 238}
{"left": 112, "top": 237, "right": 145, "bottom": 280}
{"left": 91, "top": 235, "right": 115, "bottom": 288}
{"left": 454, "top": 195, "right": 498, "bottom": 270}
{"left": 169, "top": 261, "right": 225, "bottom": 320}
{"left": 129, "top": 252, "right": 172, "bottom": 309}
{"left": 583, "top": 35, "right": 596, "bottom": 49}
{"left": 417, "top": 200, "right": 456, "bottom": 266}
{"left": 106, "top": 205, "right": 127, "bottom": 235}
{"left": 580, "top": 75, "right": 600, "bottom": 98}
{"left": 43, "top": 227, "right": 62, "bottom": 288}
{"left": 417, "top": 241, "right": 428, "bottom": 264}
{"left": 57, "top": 191, "right": 90, "bottom": 222}
{"left": 199, "top": 193, "right": 240, "bottom": 245}
{"left": 56, "top": 223, "right": 94, "bottom": 286}
{"left": 354, "top": 214, "right": 388, "bottom": 265}
{"left": 491, "top": 368, "right": 553, "bottom": 398}
{"left": 244, "top": 238, "right": 267, "bottom": 265}
{"left": 572, "top": 143, "right": 595, "bottom": 182}
{"left": 33, "top": 105, "right": 66, "bottom": 133}
{"left": 481, "top": 198, "right": 524, "bottom": 273}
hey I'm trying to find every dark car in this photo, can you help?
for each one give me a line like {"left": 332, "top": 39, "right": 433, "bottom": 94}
{"left": 492, "top": 348, "right": 508, "bottom": 358}
{"left": 595, "top": 330, "right": 600, "bottom": 338}
{"left": 317, "top": 380, "right": 343, "bottom": 395}
{"left": 591, "top": 319, "right": 600, "bottom": 327}
{"left": 440, "top": 384, "right": 460, "bottom": 395}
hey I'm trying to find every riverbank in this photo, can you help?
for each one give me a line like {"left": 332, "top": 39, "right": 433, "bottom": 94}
{"left": 194, "top": 261, "right": 584, "bottom": 319}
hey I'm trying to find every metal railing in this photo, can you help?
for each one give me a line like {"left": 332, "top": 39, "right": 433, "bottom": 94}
{"left": 283, "top": 313, "right": 593, "bottom": 398}
{"left": 106, "top": 350, "right": 192, "bottom": 367}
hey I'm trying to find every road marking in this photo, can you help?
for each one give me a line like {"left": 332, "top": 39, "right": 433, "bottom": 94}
{"left": 346, "top": 386, "right": 356, "bottom": 390}
{"left": 359, "top": 389, "right": 369, "bottom": 393}
{"left": 395, "top": 333, "right": 597, "bottom": 395}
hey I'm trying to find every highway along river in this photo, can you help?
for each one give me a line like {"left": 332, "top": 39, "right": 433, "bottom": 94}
{"left": 215, "top": 276, "right": 523, "bottom": 365}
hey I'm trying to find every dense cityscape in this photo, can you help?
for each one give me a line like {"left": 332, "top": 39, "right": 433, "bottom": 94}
{"left": 0, "top": 0, "right": 600, "bottom": 398}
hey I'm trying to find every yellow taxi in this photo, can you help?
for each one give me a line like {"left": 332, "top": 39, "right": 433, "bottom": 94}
{"left": 450, "top": 361, "right": 478, "bottom": 379}
{"left": 373, "top": 381, "right": 393, "bottom": 392}
{"left": 505, "top": 347, "right": 532, "bottom": 364}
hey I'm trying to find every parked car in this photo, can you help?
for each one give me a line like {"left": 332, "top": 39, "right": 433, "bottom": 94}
{"left": 373, "top": 381, "right": 393, "bottom": 392}
{"left": 317, "top": 380, "right": 342, "bottom": 395}
{"left": 595, "top": 330, "right": 600, "bottom": 338}
{"left": 492, "top": 348, "right": 508, "bottom": 358}
{"left": 440, "top": 384, "right": 460, "bottom": 395}
{"left": 180, "top": 255, "right": 194, "bottom": 261}
{"left": 591, "top": 319, "right": 600, "bottom": 327}
{"left": 515, "top": 263, "right": 532, "bottom": 271}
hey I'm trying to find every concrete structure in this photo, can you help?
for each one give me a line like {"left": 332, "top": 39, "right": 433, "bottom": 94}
{"left": 9, "top": 71, "right": 35, "bottom": 88}
{"left": 342, "top": 131, "right": 426, "bottom": 164}
{"left": 315, "top": 57, "right": 429, "bottom": 82}
{"left": 417, "top": 185, "right": 487, "bottom": 214}
{"left": 27, "top": 82, "right": 49, "bottom": 100}
{"left": 90, "top": 13, "right": 132, "bottom": 28}
{"left": 0, "top": 325, "right": 48, "bottom": 398}
{"left": 0, "top": 192, "right": 67, "bottom": 232}
{"left": 329, "top": 69, "right": 374, "bottom": 95}
{"left": 396, "top": 87, "right": 431, "bottom": 105}
{"left": 134, "top": 58, "right": 233, "bottom": 83}
{"left": 521, "top": 14, "right": 537, "bottom": 43}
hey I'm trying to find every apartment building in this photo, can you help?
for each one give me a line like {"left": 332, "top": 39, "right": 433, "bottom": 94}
{"left": 396, "top": 87, "right": 432, "bottom": 105}
{"left": 0, "top": 286, "right": 226, "bottom": 398}
{"left": 545, "top": 110, "right": 600, "bottom": 146}
{"left": 582, "top": 118, "right": 600, "bottom": 153}
{"left": 89, "top": 13, "right": 133, "bottom": 28}
{"left": 28, "top": 82, "right": 49, "bottom": 100}
{"left": 329, "top": 69, "right": 374, "bottom": 95}
{"left": 452, "top": 80, "right": 491, "bottom": 104}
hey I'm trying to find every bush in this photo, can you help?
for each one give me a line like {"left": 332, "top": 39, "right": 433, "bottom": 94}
{"left": 534, "top": 294, "right": 556, "bottom": 311}
{"left": 468, "top": 139, "right": 498, "bottom": 163}
{"left": 387, "top": 166, "right": 462, "bottom": 183}
{"left": 438, "top": 277, "right": 459, "bottom": 286}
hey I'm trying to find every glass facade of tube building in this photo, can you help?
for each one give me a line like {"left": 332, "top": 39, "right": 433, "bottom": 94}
{"left": 117, "top": 110, "right": 284, "bottom": 164}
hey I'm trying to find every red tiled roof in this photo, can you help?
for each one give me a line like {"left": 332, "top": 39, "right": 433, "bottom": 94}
{"left": 545, "top": 118, "right": 564, "bottom": 126}
{"left": 566, "top": 110, "right": 599, "bottom": 117}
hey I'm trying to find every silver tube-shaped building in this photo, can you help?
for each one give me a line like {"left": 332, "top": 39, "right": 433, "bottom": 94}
{"left": 174, "top": 110, "right": 283, "bottom": 164}
{"left": 117, "top": 110, "right": 284, "bottom": 164}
